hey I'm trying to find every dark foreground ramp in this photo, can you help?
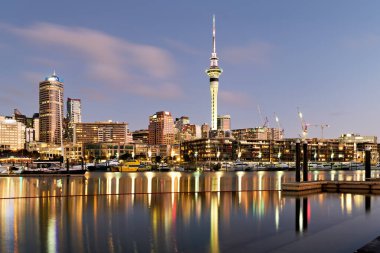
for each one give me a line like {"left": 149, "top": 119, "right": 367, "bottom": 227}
{"left": 356, "top": 236, "right": 380, "bottom": 253}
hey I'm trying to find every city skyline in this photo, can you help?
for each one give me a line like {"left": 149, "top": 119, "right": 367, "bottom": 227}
{"left": 1, "top": 1, "right": 380, "bottom": 138}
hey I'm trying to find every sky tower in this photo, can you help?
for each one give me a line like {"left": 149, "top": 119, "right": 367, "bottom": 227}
{"left": 206, "top": 15, "right": 222, "bottom": 131}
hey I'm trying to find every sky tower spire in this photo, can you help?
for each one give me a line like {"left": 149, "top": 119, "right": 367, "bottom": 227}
{"left": 206, "top": 15, "right": 223, "bottom": 131}
{"left": 212, "top": 14, "right": 216, "bottom": 54}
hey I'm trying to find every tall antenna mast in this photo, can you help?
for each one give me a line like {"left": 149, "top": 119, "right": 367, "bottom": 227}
{"left": 212, "top": 14, "right": 216, "bottom": 54}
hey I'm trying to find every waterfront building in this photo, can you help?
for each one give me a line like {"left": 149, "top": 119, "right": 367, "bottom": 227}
{"left": 232, "top": 127, "right": 283, "bottom": 141}
{"left": 181, "top": 138, "right": 234, "bottom": 162}
{"left": 37, "top": 143, "right": 62, "bottom": 160}
{"left": 84, "top": 143, "right": 133, "bottom": 161}
{"left": 39, "top": 72, "right": 64, "bottom": 145}
{"left": 181, "top": 136, "right": 377, "bottom": 163}
{"left": 132, "top": 129, "right": 149, "bottom": 144}
{"left": 148, "top": 111, "right": 174, "bottom": 145}
{"left": 64, "top": 143, "right": 83, "bottom": 162}
{"left": 217, "top": 115, "right": 231, "bottom": 131}
{"left": 206, "top": 15, "right": 222, "bottom": 131}
{"left": 339, "top": 133, "right": 378, "bottom": 162}
{"left": 73, "top": 121, "right": 131, "bottom": 144}
{"left": 0, "top": 116, "right": 26, "bottom": 150}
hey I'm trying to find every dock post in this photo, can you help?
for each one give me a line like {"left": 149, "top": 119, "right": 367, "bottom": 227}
{"left": 365, "top": 148, "right": 371, "bottom": 181}
{"left": 66, "top": 158, "right": 70, "bottom": 172}
{"left": 303, "top": 141, "right": 308, "bottom": 182}
{"left": 296, "top": 140, "right": 301, "bottom": 182}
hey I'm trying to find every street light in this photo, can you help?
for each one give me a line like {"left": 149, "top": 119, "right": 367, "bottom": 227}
{"left": 217, "top": 150, "right": 220, "bottom": 162}
{"left": 148, "top": 148, "right": 152, "bottom": 163}
{"left": 194, "top": 151, "right": 198, "bottom": 170}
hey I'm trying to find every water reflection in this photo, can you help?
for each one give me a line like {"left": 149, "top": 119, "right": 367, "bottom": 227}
{"left": 295, "top": 197, "right": 309, "bottom": 233}
{"left": 0, "top": 171, "right": 380, "bottom": 252}
{"left": 0, "top": 190, "right": 378, "bottom": 253}
{"left": 1, "top": 170, "right": 379, "bottom": 199}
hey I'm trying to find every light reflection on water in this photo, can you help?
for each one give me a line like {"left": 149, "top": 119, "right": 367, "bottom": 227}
{"left": 0, "top": 170, "right": 379, "bottom": 199}
{"left": 0, "top": 171, "right": 380, "bottom": 252}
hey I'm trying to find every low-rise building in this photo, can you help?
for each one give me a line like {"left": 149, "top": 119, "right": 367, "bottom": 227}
{"left": 73, "top": 121, "right": 131, "bottom": 144}
{"left": 0, "top": 116, "right": 26, "bottom": 150}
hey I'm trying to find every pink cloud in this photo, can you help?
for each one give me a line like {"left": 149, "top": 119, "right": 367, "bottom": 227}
{"left": 4, "top": 22, "right": 182, "bottom": 99}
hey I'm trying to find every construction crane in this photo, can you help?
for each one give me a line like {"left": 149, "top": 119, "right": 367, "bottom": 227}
{"left": 309, "top": 124, "right": 330, "bottom": 139}
{"left": 274, "top": 113, "right": 284, "bottom": 139}
{"left": 257, "top": 105, "right": 269, "bottom": 128}
{"left": 297, "top": 107, "right": 308, "bottom": 139}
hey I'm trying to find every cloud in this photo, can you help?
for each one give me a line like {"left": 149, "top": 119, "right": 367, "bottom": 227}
{"left": 222, "top": 41, "right": 273, "bottom": 66}
{"left": 219, "top": 90, "right": 252, "bottom": 107}
{"left": 2, "top": 22, "right": 182, "bottom": 99}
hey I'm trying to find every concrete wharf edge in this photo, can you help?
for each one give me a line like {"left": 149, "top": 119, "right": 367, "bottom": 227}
{"left": 282, "top": 180, "right": 380, "bottom": 194}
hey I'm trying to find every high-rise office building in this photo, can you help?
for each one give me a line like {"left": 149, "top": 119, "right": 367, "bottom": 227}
{"left": 206, "top": 15, "right": 222, "bottom": 130}
{"left": 67, "top": 98, "right": 81, "bottom": 142}
{"left": 39, "top": 72, "right": 64, "bottom": 145}
{"left": 148, "top": 111, "right": 174, "bottom": 145}
{"left": 33, "top": 113, "right": 40, "bottom": 142}
{"left": 217, "top": 115, "right": 231, "bottom": 131}
{"left": 67, "top": 98, "right": 82, "bottom": 123}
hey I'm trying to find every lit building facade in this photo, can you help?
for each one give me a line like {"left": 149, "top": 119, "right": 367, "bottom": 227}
{"left": 181, "top": 137, "right": 378, "bottom": 163}
{"left": 73, "top": 121, "right": 131, "bottom": 144}
{"left": 232, "top": 127, "right": 283, "bottom": 141}
{"left": 148, "top": 111, "right": 174, "bottom": 145}
{"left": 0, "top": 116, "right": 26, "bottom": 150}
{"left": 39, "top": 72, "right": 64, "bottom": 145}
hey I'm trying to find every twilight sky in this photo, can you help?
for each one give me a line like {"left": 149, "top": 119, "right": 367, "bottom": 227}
{"left": 1, "top": 1, "right": 380, "bottom": 139}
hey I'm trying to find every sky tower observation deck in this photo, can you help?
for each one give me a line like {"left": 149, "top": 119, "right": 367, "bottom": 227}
{"left": 206, "top": 15, "right": 223, "bottom": 131}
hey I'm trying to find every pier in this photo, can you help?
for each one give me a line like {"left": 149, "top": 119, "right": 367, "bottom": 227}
{"left": 282, "top": 180, "right": 380, "bottom": 194}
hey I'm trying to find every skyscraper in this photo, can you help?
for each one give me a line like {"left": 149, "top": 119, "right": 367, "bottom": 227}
{"left": 39, "top": 72, "right": 64, "bottom": 145}
{"left": 148, "top": 111, "right": 174, "bottom": 145}
{"left": 206, "top": 15, "right": 222, "bottom": 130}
{"left": 67, "top": 98, "right": 82, "bottom": 124}
{"left": 67, "top": 98, "right": 81, "bottom": 142}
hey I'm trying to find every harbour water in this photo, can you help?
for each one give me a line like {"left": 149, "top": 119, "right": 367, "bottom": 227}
{"left": 1, "top": 171, "right": 380, "bottom": 252}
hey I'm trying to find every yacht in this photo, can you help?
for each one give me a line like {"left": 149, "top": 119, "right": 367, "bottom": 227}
{"left": 233, "top": 160, "right": 250, "bottom": 171}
